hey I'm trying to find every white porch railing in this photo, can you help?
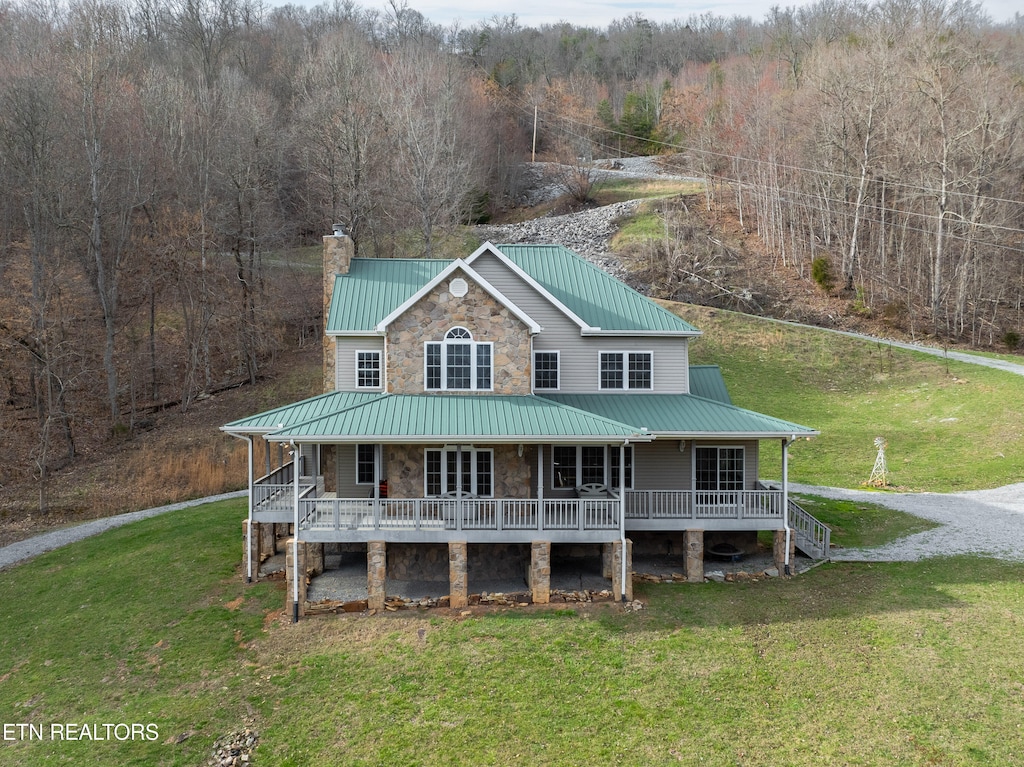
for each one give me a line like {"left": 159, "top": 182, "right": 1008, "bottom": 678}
{"left": 252, "top": 461, "right": 316, "bottom": 518}
{"left": 299, "top": 497, "right": 621, "bottom": 535}
{"left": 624, "top": 488, "right": 784, "bottom": 521}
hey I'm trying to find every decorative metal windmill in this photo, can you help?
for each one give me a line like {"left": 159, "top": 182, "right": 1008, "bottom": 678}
{"left": 868, "top": 437, "right": 888, "bottom": 487}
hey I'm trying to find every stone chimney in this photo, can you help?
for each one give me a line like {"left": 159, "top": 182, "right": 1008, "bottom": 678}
{"left": 323, "top": 225, "right": 354, "bottom": 392}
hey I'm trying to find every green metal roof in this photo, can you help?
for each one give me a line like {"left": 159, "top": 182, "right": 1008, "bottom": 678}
{"left": 265, "top": 394, "right": 649, "bottom": 443}
{"left": 325, "top": 246, "right": 701, "bottom": 336}
{"left": 327, "top": 258, "right": 449, "bottom": 333}
{"left": 688, "top": 365, "right": 732, "bottom": 404}
{"left": 540, "top": 393, "right": 818, "bottom": 438}
{"left": 493, "top": 244, "right": 700, "bottom": 334}
{"left": 220, "top": 391, "right": 382, "bottom": 434}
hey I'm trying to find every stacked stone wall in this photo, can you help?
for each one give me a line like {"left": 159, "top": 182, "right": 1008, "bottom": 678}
{"left": 385, "top": 271, "right": 531, "bottom": 395}
{"left": 386, "top": 444, "right": 531, "bottom": 499}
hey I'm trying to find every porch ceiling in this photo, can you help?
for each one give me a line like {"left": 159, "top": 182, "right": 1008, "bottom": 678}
{"left": 540, "top": 393, "right": 819, "bottom": 439}
{"left": 262, "top": 393, "right": 653, "bottom": 444}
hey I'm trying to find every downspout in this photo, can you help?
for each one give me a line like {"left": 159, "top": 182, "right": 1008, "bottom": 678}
{"left": 782, "top": 436, "right": 797, "bottom": 576}
{"left": 292, "top": 440, "right": 300, "bottom": 624}
{"left": 620, "top": 441, "right": 627, "bottom": 602}
{"left": 246, "top": 435, "right": 254, "bottom": 583}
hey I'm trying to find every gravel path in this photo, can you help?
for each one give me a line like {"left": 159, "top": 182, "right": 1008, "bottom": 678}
{"left": 0, "top": 491, "right": 246, "bottom": 571}
{"left": 792, "top": 482, "right": 1024, "bottom": 562}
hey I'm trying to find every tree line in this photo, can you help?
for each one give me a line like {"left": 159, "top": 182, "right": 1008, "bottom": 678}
{"left": 1, "top": 0, "right": 1022, "bottom": 506}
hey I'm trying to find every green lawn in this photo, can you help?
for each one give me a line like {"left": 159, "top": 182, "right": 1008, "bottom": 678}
{"left": 2, "top": 500, "right": 1023, "bottom": 766}
{"left": 674, "top": 304, "right": 1024, "bottom": 492}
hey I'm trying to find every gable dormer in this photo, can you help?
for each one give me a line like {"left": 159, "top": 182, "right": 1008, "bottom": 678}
{"left": 380, "top": 264, "right": 539, "bottom": 395}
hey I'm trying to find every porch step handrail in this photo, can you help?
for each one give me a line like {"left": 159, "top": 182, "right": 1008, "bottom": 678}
{"left": 787, "top": 498, "right": 831, "bottom": 560}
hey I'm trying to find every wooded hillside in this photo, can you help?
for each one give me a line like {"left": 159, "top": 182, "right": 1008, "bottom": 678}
{"left": 1, "top": 0, "right": 1022, "bottom": 510}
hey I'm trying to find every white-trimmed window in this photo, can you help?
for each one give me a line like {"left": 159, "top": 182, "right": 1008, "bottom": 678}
{"left": 534, "top": 351, "right": 560, "bottom": 390}
{"left": 425, "top": 448, "right": 493, "bottom": 496}
{"left": 599, "top": 352, "right": 653, "bottom": 390}
{"left": 355, "top": 444, "right": 376, "bottom": 484}
{"left": 552, "top": 445, "right": 633, "bottom": 489}
{"left": 695, "top": 446, "right": 744, "bottom": 492}
{"left": 425, "top": 327, "right": 492, "bottom": 391}
{"left": 356, "top": 351, "right": 382, "bottom": 388}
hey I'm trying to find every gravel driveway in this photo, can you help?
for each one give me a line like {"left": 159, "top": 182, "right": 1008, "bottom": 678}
{"left": 792, "top": 482, "right": 1024, "bottom": 562}
{"left": 0, "top": 491, "right": 246, "bottom": 572}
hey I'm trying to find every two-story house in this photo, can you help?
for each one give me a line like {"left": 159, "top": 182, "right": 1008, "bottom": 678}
{"left": 222, "top": 229, "right": 819, "bottom": 620}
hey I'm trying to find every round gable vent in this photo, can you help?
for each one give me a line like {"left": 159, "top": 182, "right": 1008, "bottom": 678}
{"left": 450, "top": 277, "right": 469, "bottom": 297}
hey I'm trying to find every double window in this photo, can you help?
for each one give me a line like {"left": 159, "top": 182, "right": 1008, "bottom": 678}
{"left": 599, "top": 352, "right": 653, "bottom": 390}
{"left": 695, "top": 447, "right": 744, "bottom": 492}
{"left": 356, "top": 351, "right": 382, "bottom": 389}
{"left": 425, "top": 448, "right": 493, "bottom": 497}
{"left": 552, "top": 445, "right": 633, "bottom": 490}
{"left": 425, "top": 327, "right": 492, "bottom": 391}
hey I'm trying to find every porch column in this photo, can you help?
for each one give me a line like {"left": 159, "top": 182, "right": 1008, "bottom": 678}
{"left": 285, "top": 537, "right": 307, "bottom": 618}
{"left": 685, "top": 529, "right": 704, "bottom": 583}
{"left": 773, "top": 530, "right": 796, "bottom": 576}
{"left": 367, "top": 540, "right": 387, "bottom": 611}
{"left": 449, "top": 541, "right": 468, "bottom": 609}
{"left": 528, "top": 541, "right": 551, "bottom": 604}
{"left": 610, "top": 539, "right": 633, "bottom": 602}
{"left": 243, "top": 520, "right": 263, "bottom": 583}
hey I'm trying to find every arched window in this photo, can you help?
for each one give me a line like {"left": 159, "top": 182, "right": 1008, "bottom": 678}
{"left": 425, "top": 327, "right": 492, "bottom": 391}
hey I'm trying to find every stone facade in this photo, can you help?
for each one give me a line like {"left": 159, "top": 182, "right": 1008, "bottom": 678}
{"left": 384, "top": 269, "right": 532, "bottom": 395}
{"left": 321, "top": 446, "right": 337, "bottom": 494}
{"left": 386, "top": 443, "right": 532, "bottom": 499}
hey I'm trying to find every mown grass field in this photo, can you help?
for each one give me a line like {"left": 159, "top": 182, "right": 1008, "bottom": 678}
{"left": 1, "top": 499, "right": 1022, "bottom": 766}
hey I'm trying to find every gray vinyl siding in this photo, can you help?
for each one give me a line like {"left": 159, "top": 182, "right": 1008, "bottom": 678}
{"left": 633, "top": 439, "right": 759, "bottom": 491}
{"left": 471, "top": 252, "right": 689, "bottom": 394}
{"left": 333, "top": 444, "right": 364, "bottom": 497}
{"left": 334, "top": 336, "right": 385, "bottom": 391}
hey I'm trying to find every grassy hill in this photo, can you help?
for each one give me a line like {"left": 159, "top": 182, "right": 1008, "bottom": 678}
{"left": 675, "top": 303, "right": 1024, "bottom": 492}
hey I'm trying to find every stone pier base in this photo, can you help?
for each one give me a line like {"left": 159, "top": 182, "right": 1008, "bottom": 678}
{"left": 449, "top": 541, "right": 468, "bottom": 609}
{"left": 284, "top": 537, "right": 307, "bottom": 618}
{"left": 528, "top": 541, "right": 552, "bottom": 604}
{"left": 609, "top": 539, "right": 633, "bottom": 602}
{"left": 773, "top": 530, "right": 796, "bottom": 576}
{"left": 685, "top": 529, "right": 704, "bottom": 583}
{"left": 242, "top": 520, "right": 260, "bottom": 582}
{"left": 367, "top": 541, "right": 387, "bottom": 611}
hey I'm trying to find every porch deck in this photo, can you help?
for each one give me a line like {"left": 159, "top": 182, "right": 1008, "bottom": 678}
{"left": 255, "top": 487, "right": 789, "bottom": 543}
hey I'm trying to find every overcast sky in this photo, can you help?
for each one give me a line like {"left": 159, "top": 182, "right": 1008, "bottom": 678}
{"left": 342, "top": 0, "right": 1020, "bottom": 30}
